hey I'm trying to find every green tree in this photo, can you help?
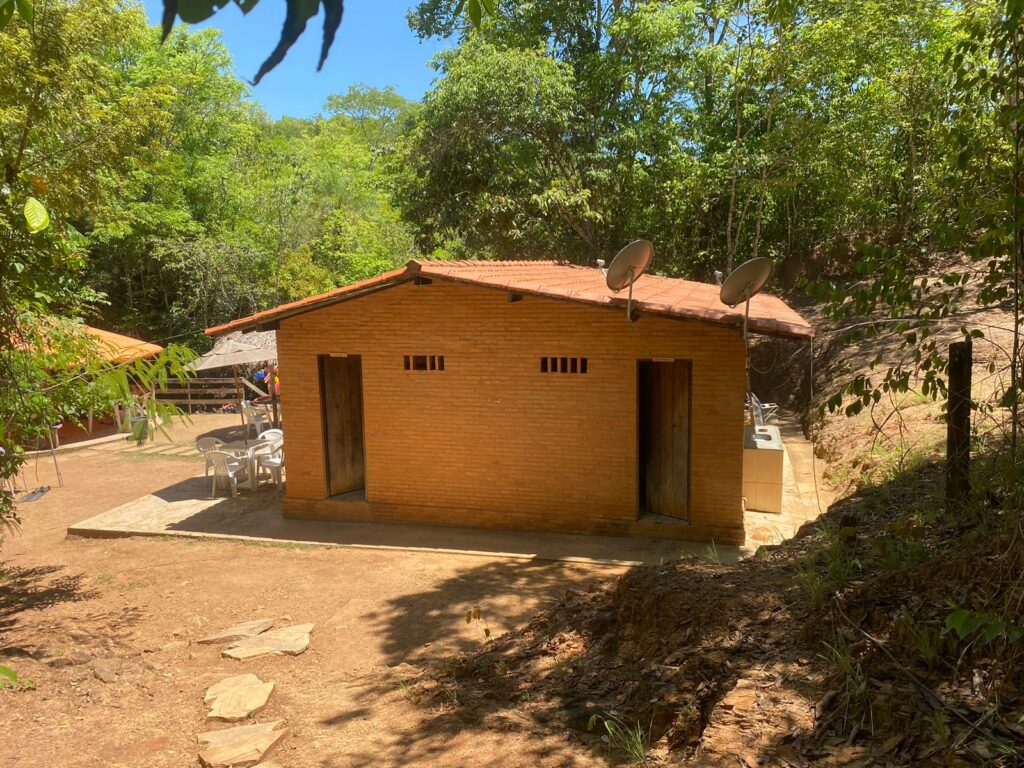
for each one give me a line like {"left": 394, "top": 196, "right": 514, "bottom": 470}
{"left": 403, "top": 0, "right": 961, "bottom": 279}
{"left": 394, "top": 41, "right": 596, "bottom": 260}
{"left": 0, "top": 0, "right": 194, "bottom": 533}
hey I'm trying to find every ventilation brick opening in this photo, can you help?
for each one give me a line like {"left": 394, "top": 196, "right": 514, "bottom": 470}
{"left": 541, "top": 356, "right": 588, "bottom": 375}
{"left": 406, "top": 354, "right": 445, "bottom": 372}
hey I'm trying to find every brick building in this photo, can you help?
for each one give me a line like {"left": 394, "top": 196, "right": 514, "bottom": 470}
{"left": 207, "top": 260, "right": 813, "bottom": 544}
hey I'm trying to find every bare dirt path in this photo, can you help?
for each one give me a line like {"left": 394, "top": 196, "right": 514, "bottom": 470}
{"left": 1, "top": 416, "right": 620, "bottom": 767}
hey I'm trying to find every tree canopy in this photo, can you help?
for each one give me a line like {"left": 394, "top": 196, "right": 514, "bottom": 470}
{"left": 1, "top": 0, "right": 1023, "bottom": 524}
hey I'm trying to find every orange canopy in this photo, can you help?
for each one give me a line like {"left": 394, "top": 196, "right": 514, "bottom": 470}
{"left": 84, "top": 326, "right": 163, "bottom": 363}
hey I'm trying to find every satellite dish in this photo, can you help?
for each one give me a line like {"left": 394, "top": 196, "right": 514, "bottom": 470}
{"left": 719, "top": 257, "right": 774, "bottom": 308}
{"left": 606, "top": 240, "right": 653, "bottom": 292}
{"left": 719, "top": 257, "right": 775, "bottom": 426}
{"left": 606, "top": 240, "right": 653, "bottom": 321}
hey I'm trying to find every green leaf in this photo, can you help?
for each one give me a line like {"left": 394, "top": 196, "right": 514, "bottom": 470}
{"left": 252, "top": 0, "right": 320, "bottom": 84}
{"left": 317, "top": 0, "right": 343, "bottom": 71}
{"left": 0, "top": 0, "right": 14, "bottom": 30}
{"left": 467, "top": 0, "right": 481, "bottom": 27}
{"left": 981, "top": 621, "right": 1006, "bottom": 642}
{"left": 0, "top": 665, "right": 19, "bottom": 689}
{"left": 233, "top": 0, "right": 258, "bottom": 12}
{"left": 23, "top": 197, "right": 50, "bottom": 233}
{"left": 176, "top": 0, "right": 221, "bottom": 24}
{"left": 14, "top": 0, "right": 29, "bottom": 22}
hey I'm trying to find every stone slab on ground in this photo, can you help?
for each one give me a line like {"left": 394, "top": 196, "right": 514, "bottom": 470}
{"left": 198, "top": 619, "right": 274, "bottom": 645}
{"left": 90, "top": 657, "right": 121, "bottom": 683}
{"left": 222, "top": 624, "right": 314, "bottom": 660}
{"left": 205, "top": 674, "right": 275, "bottom": 721}
{"left": 197, "top": 720, "right": 287, "bottom": 767}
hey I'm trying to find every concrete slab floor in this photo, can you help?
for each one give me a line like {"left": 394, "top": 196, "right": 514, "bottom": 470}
{"left": 65, "top": 412, "right": 830, "bottom": 566}
{"left": 68, "top": 476, "right": 742, "bottom": 566}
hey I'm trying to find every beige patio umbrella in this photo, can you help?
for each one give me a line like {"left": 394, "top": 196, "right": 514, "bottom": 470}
{"left": 187, "top": 338, "right": 277, "bottom": 439}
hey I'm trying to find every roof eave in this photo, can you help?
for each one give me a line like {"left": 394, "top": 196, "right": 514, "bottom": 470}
{"left": 205, "top": 266, "right": 415, "bottom": 337}
{"left": 205, "top": 261, "right": 815, "bottom": 341}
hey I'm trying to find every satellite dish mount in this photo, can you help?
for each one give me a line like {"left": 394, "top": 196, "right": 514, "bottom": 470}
{"left": 606, "top": 240, "right": 653, "bottom": 321}
{"left": 719, "top": 257, "right": 775, "bottom": 417}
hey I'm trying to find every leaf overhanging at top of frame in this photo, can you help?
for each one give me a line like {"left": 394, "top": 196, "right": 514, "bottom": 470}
{"left": 159, "top": 0, "right": 492, "bottom": 83}
{"left": 160, "top": 0, "right": 178, "bottom": 40}
{"left": 0, "top": 0, "right": 16, "bottom": 31}
{"left": 317, "top": 0, "right": 343, "bottom": 71}
{"left": 252, "top": 0, "right": 319, "bottom": 85}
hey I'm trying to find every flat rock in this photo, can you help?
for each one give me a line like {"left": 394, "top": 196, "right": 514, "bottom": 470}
{"left": 91, "top": 657, "right": 121, "bottom": 683}
{"left": 197, "top": 720, "right": 287, "bottom": 767}
{"left": 205, "top": 674, "right": 275, "bottom": 721}
{"left": 198, "top": 619, "right": 274, "bottom": 646}
{"left": 720, "top": 678, "right": 758, "bottom": 714}
{"left": 222, "top": 624, "right": 314, "bottom": 660}
{"left": 45, "top": 650, "right": 92, "bottom": 668}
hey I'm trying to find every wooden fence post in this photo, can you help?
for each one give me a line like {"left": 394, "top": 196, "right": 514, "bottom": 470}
{"left": 946, "top": 338, "right": 972, "bottom": 511}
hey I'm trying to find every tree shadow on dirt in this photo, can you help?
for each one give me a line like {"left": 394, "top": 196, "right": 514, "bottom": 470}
{"left": 360, "top": 558, "right": 619, "bottom": 668}
{"left": 312, "top": 540, "right": 821, "bottom": 767}
{"left": 0, "top": 561, "right": 98, "bottom": 651}
{"left": 314, "top": 464, "right": 961, "bottom": 767}
{"left": 310, "top": 559, "right": 625, "bottom": 767}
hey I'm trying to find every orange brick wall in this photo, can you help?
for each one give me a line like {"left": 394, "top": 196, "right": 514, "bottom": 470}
{"left": 276, "top": 280, "right": 747, "bottom": 539}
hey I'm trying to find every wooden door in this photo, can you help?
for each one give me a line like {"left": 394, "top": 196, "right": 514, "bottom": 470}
{"left": 320, "top": 355, "right": 365, "bottom": 496}
{"left": 638, "top": 360, "right": 691, "bottom": 519}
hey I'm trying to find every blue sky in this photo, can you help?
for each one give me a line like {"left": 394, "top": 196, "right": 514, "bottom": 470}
{"left": 140, "top": 0, "right": 451, "bottom": 119}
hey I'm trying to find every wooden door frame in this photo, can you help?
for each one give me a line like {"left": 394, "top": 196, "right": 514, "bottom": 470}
{"left": 636, "top": 358, "right": 693, "bottom": 521}
{"left": 318, "top": 353, "right": 367, "bottom": 497}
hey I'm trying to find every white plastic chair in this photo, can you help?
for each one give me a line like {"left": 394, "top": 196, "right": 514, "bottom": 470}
{"left": 207, "top": 450, "right": 249, "bottom": 497}
{"left": 252, "top": 432, "right": 283, "bottom": 483}
{"left": 243, "top": 406, "right": 268, "bottom": 437}
{"left": 747, "top": 393, "right": 780, "bottom": 425}
{"left": 257, "top": 448, "right": 285, "bottom": 489}
{"left": 196, "top": 437, "right": 224, "bottom": 477}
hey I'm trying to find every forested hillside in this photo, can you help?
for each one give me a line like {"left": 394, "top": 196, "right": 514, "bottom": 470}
{"left": 0, "top": 0, "right": 1012, "bottom": 349}
{"left": 1, "top": 0, "right": 418, "bottom": 350}
{"left": 400, "top": 0, "right": 978, "bottom": 281}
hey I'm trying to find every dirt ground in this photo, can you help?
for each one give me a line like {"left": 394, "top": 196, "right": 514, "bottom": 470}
{"left": 0, "top": 415, "right": 624, "bottom": 768}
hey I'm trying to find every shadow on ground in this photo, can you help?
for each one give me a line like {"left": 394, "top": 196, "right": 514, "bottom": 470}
{"left": 324, "top": 459, "right": 1021, "bottom": 767}
{"left": 74, "top": 475, "right": 724, "bottom": 567}
{"left": 195, "top": 422, "right": 251, "bottom": 443}
{"left": 323, "top": 539, "right": 817, "bottom": 767}
{"left": 0, "top": 562, "right": 98, "bottom": 653}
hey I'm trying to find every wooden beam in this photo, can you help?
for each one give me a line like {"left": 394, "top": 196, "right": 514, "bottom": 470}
{"left": 414, "top": 276, "right": 433, "bottom": 286}
{"left": 507, "top": 293, "right": 523, "bottom": 303}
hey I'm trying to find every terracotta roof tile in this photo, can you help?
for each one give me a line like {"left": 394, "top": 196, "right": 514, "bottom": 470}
{"left": 207, "top": 259, "right": 814, "bottom": 340}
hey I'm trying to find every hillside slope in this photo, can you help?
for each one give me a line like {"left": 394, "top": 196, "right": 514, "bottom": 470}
{"left": 404, "top": 460, "right": 1022, "bottom": 764}
{"left": 399, "top": 282, "right": 1024, "bottom": 765}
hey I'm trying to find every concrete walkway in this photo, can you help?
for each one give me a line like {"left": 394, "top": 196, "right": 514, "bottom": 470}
{"left": 66, "top": 413, "right": 829, "bottom": 566}
{"left": 68, "top": 475, "right": 742, "bottom": 566}
{"left": 743, "top": 416, "right": 831, "bottom": 546}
